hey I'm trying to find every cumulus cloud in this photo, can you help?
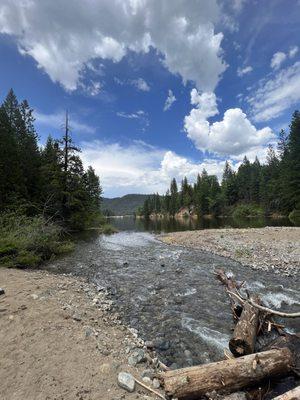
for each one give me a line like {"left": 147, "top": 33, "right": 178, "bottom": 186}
{"left": 184, "top": 89, "right": 274, "bottom": 157}
{"left": 80, "top": 140, "right": 227, "bottom": 197}
{"left": 248, "top": 61, "right": 300, "bottom": 122}
{"left": 163, "top": 90, "right": 176, "bottom": 111}
{"left": 0, "top": 0, "right": 227, "bottom": 91}
{"left": 270, "top": 52, "right": 287, "bottom": 70}
{"left": 237, "top": 65, "right": 253, "bottom": 77}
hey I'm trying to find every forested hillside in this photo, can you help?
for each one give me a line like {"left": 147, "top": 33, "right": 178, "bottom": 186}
{"left": 102, "top": 194, "right": 149, "bottom": 215}
{"left": 141, "top": 111, "right": 300, "bottom": 220}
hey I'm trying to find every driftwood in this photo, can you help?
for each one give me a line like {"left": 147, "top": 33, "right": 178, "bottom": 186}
{"left": 163, "top": 348, "right": 294, "bottom": 399}
{"left": 272, "top": 386, "right": 300, "bottom": 400}
{"left": 215, "top": 269, "right": 243, "bottom": 320}
{"left": 227, "top": 290, "right": 300, "bottom": 318}
{"left": 229, "top": 296, "right": 260, "bottom": 357}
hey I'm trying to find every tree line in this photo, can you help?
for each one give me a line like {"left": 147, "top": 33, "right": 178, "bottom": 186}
{"left": 0, "top": 89, "right": 102, "bottom": 230}
{"left": 141, "top": 111, "right": 300, "bottom": 220}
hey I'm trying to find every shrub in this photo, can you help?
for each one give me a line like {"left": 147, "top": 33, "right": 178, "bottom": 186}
{"left": 289, "top": 209, "right": 300, "bottom": 225}
{"left": 100, "top": 223, "right": 118, "bottom": 234}
{"left": 0, "top": 212, "right": 73, "bottom": 268}
{"left": 232, "top": 204, "right": 264, "bottom": 219}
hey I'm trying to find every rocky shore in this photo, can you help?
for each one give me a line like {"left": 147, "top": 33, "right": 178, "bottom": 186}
{"left": 159, "top": 227, "right": 300, "bottom": 276}
{"left": 0, "top": 268, "right": 165, "bottom": 400}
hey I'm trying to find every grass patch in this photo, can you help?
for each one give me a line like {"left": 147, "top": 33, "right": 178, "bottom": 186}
{"left": 0, "top": 212, "right": 73, "bottom": 268}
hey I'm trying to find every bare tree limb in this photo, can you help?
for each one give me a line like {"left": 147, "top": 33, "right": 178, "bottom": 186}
{"left": 227, "top": 291, "right": 300, "bottom": 318}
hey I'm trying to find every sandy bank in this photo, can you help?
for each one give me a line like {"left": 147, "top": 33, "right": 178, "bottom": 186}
{"left": 0, "top": 268, "right": 164, "bottom": 400}
{"left": 159, "top": 227, "right": 300, "bottom": 276}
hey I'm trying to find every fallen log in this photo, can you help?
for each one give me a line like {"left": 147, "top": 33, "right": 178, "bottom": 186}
{"left": 163, "top": 348, "right": 294, "bottom": 399}
{"left": 229, "top": 296, "right": 260, "bottom": 357}
{"left": 272, "top": 386, "right": 300, "bottom": 400}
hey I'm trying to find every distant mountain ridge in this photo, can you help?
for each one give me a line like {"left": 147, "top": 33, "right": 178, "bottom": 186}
{"left": 101, "top": 194, "right": 149, "bottom": 215}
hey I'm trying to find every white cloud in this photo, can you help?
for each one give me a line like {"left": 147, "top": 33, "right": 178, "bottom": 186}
{"left": 248, "top": 61, "right": 300, "bottom": 122}
{"left": 35, "top": 111, "right": 95, "bottom": 134}
{"left": 237, "top": 65, "right": 253, "bottom": 77}
{"left": 184, "top": 89, "right": 274, "bottom": 157}
{"left": 270, "top": 46, "right": 298, "bottom": 71}
{"left": 131, "top": 78, "right": 150, "bottom": 92}
{"left": 289, "top": 46, "right": 298, "bottom": 58}
{"left": 0, "top": 0, "right": 227, "bottom": 91}
{"left": 80, "top": 80, "right": 101, "bottom": 96}
{"left": 270, "top": 52, "right": 287, "bottom": 70}
{"left": 80, "top": 140, "right": 227, "bottom": 197}
{"left": 116, "top": 110, "right": 149, "bottom": 131}
{"left": 163, "top": 90, "right": 176, "bottom": 111}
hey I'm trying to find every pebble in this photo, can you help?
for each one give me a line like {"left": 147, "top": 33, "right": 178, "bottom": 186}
{"left": 117, "top": 372, "right": 135, "bottom": 393}
{"left": 152, "top": 378, "right": 160, "bottom": 389}
{"left": 31, "top": 294, "right": 38, "bottom": 300}
{"left": 0, "top": 288, "right": 5, "bottom": 295}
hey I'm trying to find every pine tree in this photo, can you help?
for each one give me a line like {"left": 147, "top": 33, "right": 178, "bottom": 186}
{"left": 283, "top": 110, "right": 300, "bottom": 211}
{"left": 169, "top": 178, "right": 179, "bottom": 216}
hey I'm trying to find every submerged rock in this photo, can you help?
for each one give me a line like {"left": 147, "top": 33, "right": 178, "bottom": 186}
{"left": 117, "top": 372, "right": 135, "bottom": 392}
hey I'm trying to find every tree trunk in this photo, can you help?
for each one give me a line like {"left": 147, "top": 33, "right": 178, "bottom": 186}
{"left": 272, "top": 386, "right": 300, "bottom": 400}
{"left": 229, "top": 296, "right": 260, "bottom": 357}
{"left": 163, "top": 348, "right": 294, "bottom": 399}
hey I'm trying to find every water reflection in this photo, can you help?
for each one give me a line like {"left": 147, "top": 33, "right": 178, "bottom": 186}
{"left": 106, "top": 215, "right": 294, "bottom": 233}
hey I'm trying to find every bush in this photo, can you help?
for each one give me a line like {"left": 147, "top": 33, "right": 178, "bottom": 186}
{"left": 0, "top": 212, "right": 73, "bottom": 268}
{"left": 289, "top": 209, "right": 300, "bottom": 225}
{"left": 100, "top": 223, "right": 118, "bottom": 234}
{"left": 232, "top": 204, "right": 264, "bottom": 219}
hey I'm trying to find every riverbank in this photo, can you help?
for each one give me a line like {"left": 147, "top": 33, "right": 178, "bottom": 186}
{"left": 159, "top": 227, "right": 300, "bottom": 276}
{"left": 0, "top": 267, "right": 164, "bottom": 400}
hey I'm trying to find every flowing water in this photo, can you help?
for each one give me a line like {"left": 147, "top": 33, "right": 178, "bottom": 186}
{"left": 44, "top": 221, "right": 300, "bottom": 368}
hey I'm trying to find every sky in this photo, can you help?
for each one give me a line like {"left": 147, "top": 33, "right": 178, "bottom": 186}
{"left": 0, "top": 0, "right": 299, "bottom": 198}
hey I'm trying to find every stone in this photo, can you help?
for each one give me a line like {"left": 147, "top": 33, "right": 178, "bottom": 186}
{"left": 31, "top": 294, "right": 38, "bottom": 300}
{"left": 142, "top": 377, "right": 151, "bottom": 384}
{"left": 152, "top": 378, "right": 160, "bottom": 389}
{"left": 141, "top": 369, "right": 154, "bottom": 379}
{"left": 128, "top": 348, "right": 146, "bottom": 366}
{"left": 117, "top": 372, "right": 135, "bottom": 393}
{"left": 0, "top": 288, "right": 5, "bottom": 295}
{"left": 72, "top": 312, "right": 82, "bottom": 321}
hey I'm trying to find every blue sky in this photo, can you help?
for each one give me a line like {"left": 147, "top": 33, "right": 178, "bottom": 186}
{"left": 0, "top": 0, "right": 299, "bottom": 197}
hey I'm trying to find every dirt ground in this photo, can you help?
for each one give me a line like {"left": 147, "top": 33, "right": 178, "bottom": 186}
{"left": 0, "top": 267, "right": 163, "bottom": 400}
{"left": 159, "top": 227, "right": 300, "bottom": 276}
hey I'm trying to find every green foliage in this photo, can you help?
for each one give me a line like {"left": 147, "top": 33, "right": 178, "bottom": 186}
{"left": 0, "top": 212, "right": 73, "bottom": 268}
{"left": 100, "top": 223, "right": 118, "bottom": 234}
{"left": 0, "top": 89, "right": 104, "bottom": 231}
{"left": 289, "top": 209, "right": 300, "bottom": 225}
{"left": 231, "top": 204, "right": 264, "bottom": 219}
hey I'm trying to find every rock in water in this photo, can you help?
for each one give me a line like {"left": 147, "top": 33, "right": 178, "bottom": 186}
{"left": 117, "top": 372, "right": 135, "bottom": 392}
{"left": 0, "top": 288, "right": 5, "bottom": 295}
